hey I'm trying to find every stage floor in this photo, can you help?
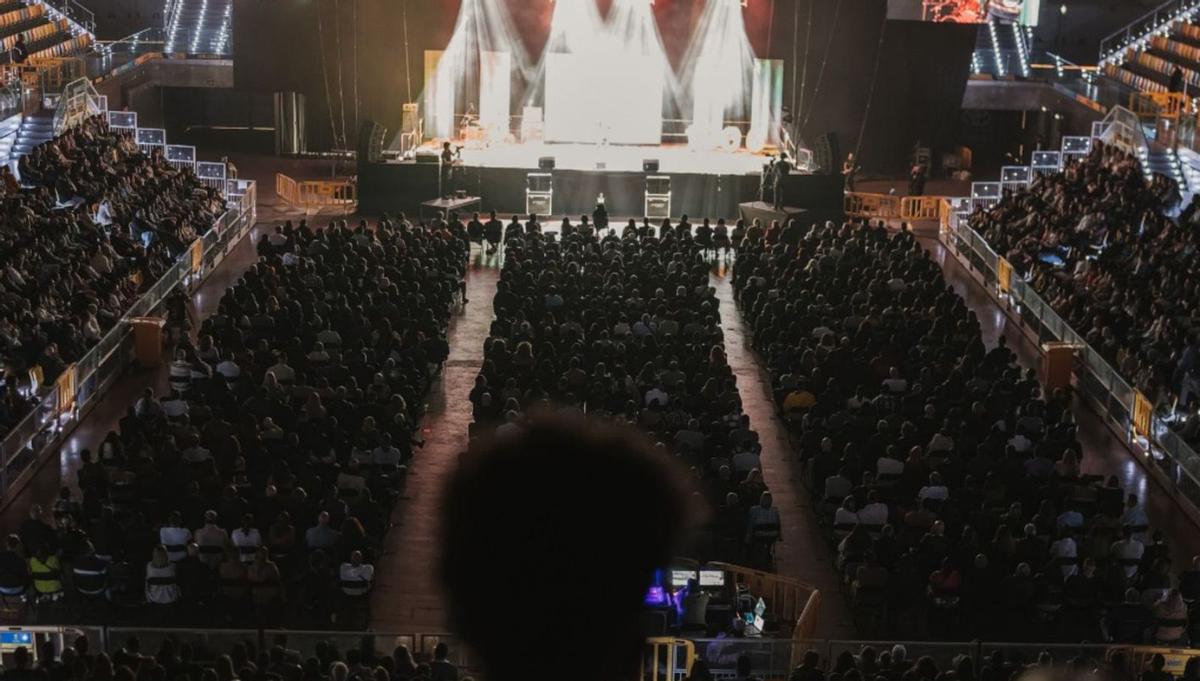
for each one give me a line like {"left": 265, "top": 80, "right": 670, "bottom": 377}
{"left": 424, "top": 142, "right": 771, "bottom": 175}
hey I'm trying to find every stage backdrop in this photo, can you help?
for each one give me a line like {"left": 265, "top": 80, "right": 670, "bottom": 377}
{"left": 233, "top": 0, "right": 975, "bottom": 173}
{"left": 544, "top": 53, "right": 662, "bottom": 145}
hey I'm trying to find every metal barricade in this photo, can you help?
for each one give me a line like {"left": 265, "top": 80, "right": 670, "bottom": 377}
{"left": 843, "top": 192, "right": 900, "bottom": 220}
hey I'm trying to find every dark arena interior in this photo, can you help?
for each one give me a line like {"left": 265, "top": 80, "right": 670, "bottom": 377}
{"left": 3, "top": 0, "right": 1200, "bottom": 679}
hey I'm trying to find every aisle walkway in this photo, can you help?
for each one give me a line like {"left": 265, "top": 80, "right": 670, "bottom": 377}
{"left": 369, "top": 247, "right": 500, "bottom": 633}
{"left": 711, "top": 263, "right": 859, "bottom": 638}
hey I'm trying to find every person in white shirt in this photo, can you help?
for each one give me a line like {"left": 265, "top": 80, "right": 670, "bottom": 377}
{"left": 881, "top": 367, "right": 908, "bottom": 394}
{"left": 917, "top": 473, "right": 949, "bottom": 503}
{"left": 145, "top": 546, "right": 180, "bottom": 605}
{"left": 1049, "top": 531, "right": 1079, "bottom": 579}
{"left": 216, "top": 358, "right": 241, "bottom": 380}
{"left": 857, "top": 491, "right": 889, "bottom": 527}
{"left": 231, "top": 515, "right": 263, "bottom": 564}
{"left": 340, "top": 550, "right": 375, "bottom": 596}
{"left": 833, "top": 496, "right": 860, "bottom": 529}
{"left": 1111, "top": 529, "right": 1146, "bottom": 579}
{"left": 159, "top": 512, "right": 192, "bottom": 563}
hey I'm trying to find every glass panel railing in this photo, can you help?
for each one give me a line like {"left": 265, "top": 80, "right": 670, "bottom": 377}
{"left": 0, "top": 168, "right": 257, "bottom": 506}
{"left": 945, "top": 199, "right": 1200, "bottom": 527}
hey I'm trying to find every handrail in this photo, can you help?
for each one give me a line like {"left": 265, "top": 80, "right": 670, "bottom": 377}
{"left": 706, "top": 560, "right": 821, "bottom": 667}
{"left": 939, "top": 169, "right": 1200, "bottom": 526}
{"left": 1099, "top": 0, "right": 1200, "bottom": 65}
{"left": 39, "top": 0, "right": 95, "bottom": 36}
{"left": 0, "top": 93, "right": 257, "bottom": 509}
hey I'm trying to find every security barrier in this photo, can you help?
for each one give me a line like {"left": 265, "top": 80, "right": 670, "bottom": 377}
{"left": 843, "top": 192, "right": 900, "bottom": 220}
{"left": 2, "top": 624, "right": 1194, "bottom": 681}
{"left": 275, "top": 172, "right": 357, "bottom": 211}
{"left": 707, "top": 561, "right": 821, "bottom": 667}
{"left": 899, "top": 195, "right": 946, "bottom": 222}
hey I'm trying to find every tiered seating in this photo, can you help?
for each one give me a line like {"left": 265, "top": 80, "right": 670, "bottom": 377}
{"left": 0, "top": 217, "right": 468, "bottom": 626}
{"left": 0, "top": 115, "right": 224, "bottom": 439}
{"left": 1105, "top": 20, "right": 1200, "bottom": 97}
{"left": 968, "top": 142, "right": 1197, "bottom": 415}
{"left": 733, "top": 219, "right": 1190, "bottom": 644}
{"left": 472, "top": 219, "right": 780, "bottom": 574}
{"left": 0, "top": 0, "right": 94, "bottom": 65}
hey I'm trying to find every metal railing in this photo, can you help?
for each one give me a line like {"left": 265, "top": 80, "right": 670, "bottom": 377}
{"left": 0, "top": 97, "right": 257, "bottom": 508}
{"left": 1099, "top": 0, "right": 1200, "bottom": 65}
{"left": 52, "top": 76, "right": 101, "bottom": 134}
{"left": 275, "top": 172, "right": 357, "bottom": 211}
{"left": 39, "top": 0, "right": 95, "bottom": 36}
{"left": 8, "top": 625, "right": 1200, "bottom": 681}
{"left": 840, "top": 108, "right": 1200, "bottom": 523}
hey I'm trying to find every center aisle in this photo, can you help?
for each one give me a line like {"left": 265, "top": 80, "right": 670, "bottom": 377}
{"left": 711, "top": 262, "right": 859, "bottom": 639}
{"left": 370, "top": 247, "right": 500, "bottom": 632}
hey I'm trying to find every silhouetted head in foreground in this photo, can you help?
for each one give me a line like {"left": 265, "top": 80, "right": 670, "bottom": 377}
{"left": 439, "top": 415, "right": 693, "bottom": 681}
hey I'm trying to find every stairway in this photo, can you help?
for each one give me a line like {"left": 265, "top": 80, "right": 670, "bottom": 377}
{"left": 165, "top": 0, "right": 232, "bottom": 56}
{"left": 973, "top": 18, "right": 1031, "bottom": 77}
{"left": 10, "top": 110, "right": 55, "bottom": 158}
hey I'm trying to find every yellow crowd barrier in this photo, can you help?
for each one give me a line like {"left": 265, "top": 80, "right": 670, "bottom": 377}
{"left": 1130, "top": 90, "right": 1190, "bottom": 120}
{"left": 846, "top": 192, "right": 952, "bottom": 223}
{"left": 844, "top": 192, "right": 900, "bottom": 220}
{"left": 708, "top": 562, "right": 821, "bottom": 667}
{"left": 275, "top": 172, "right": 356, "bottom": 211}
{"left": 642, "top": 638, "right": 694, "bottom": 681}
{"left": 54, "top": 363, "right": 75, "bottom": 415}
{"left": 900, "top": 195, "right": 946, "bottom": 222}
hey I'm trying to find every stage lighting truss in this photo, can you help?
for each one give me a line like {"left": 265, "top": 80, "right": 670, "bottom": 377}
{"left": 645, "top": 175, "right": 671, "bottom": 220}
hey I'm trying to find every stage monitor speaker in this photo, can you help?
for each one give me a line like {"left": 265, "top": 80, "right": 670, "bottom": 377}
{"left": 643, "top": 159, "right": 659, "bottom": 173}
{"left": 358, "top": 120, "right": 387, "bottom": 164}
{"left": 539, "top": 156, "right": 556, "bottom": 170}
{"left": 645, "top": 175, "right": 670, "bottom": 196}
{"left": 813, "top": 132, "right": 840, "bottom": 175}
{"left": 527, "top": 193, "right": 552, "bottom": 216}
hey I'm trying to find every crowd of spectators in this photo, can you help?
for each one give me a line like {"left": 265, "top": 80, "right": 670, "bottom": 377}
{"left": 733, "top": 219, "right": 1193, "bottom": 644}
{"left": 0, "top": 114, "right": 225, "bottom": 439}
{"left": 469, "top": 215, "right": 782, "bottom": 568}
{"left": 0, "top": 216, "right": 467, "bottom": 628}
{"left": 965, "top": 143, "right": 1200, "bottom": 432}
{"left": 0, "top": 634, "right": 463, "bottom": 681}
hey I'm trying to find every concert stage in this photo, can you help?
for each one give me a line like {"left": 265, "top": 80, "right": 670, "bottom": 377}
{"left": 357, "top": 147, "right": 843, "bottom": 221}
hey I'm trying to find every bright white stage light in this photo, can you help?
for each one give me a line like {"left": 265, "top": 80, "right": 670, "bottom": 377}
{"left": 421, "top": 0, "right": 533, "bottom": 141}
{"left": 680, "top": 0, "right": 756, "bottom": 149}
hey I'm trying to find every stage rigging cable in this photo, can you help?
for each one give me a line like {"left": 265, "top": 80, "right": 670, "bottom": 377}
{"left": 799, "top": 0, "right": 841, "bottom": 136}
{"left": 333, "top": 0, "right": 349, "bottom": 151}
{"left": 315, "top": 0, "right": 341, "bottom": 151}
{"left": 853, "top": 11, "right": 888, "bottom": 161}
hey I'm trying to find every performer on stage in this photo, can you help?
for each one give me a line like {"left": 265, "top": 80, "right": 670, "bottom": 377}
{"left": 760, "top": 157, "right": 776, "bottom": 203}
{"left": 773, "top": 154, "right": 792, "bottom": 211}
{"left": 843, "top": 153, "right": 861, "bottom": 193}
{"left": 440, "top": 141, "right": 457, "bottom": 199}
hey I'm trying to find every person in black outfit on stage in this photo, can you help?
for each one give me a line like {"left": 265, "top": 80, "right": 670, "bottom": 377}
{"left": 772, "top": 154, "right": 792, "bottom": 210}
{"left": 592, "top": 201, "right": 608, "bottom": 231}
{"left": 440, "top": 141, "right": 457, "bottom": 199}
